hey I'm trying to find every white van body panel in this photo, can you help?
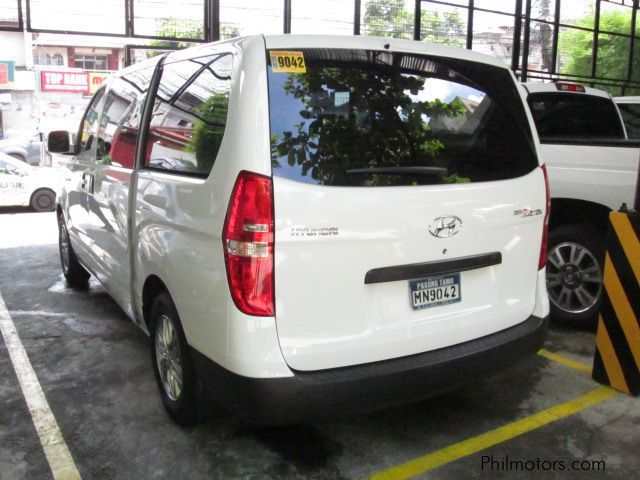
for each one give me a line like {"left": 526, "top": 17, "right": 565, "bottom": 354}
{"left": 541, "top": 143, "right": 639, "bottom": 211}
{"left": 86, "top": 164, "right": 135, "bottom": 318}
{"left": 273, "top": 171, "right": 546, "bottom": 371}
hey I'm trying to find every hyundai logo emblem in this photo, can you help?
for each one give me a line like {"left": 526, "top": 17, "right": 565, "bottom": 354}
{"left": 428, "top": 216, "right": 462, "bottom": 238}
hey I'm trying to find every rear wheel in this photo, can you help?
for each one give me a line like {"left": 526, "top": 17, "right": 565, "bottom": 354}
{"left": 546, "top": 224, "right": 604, "bottom": 330}
{"left": 58, "top": 214, "right": 90, "bottom": 288}
{"left": 31, "top": 189, "right": 56, "bottom": 212}
{"left": 150, "top": 292, "right": 198, "bottom": 426}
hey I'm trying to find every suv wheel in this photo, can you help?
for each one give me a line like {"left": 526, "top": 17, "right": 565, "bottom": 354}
{"left": 58, "top": 214, "right": 90, "bottom": 288}
{"left": 546, "top": 224, "right": 604, "bottom": 330}
{"left": 150, "top": 292, "right": 198, "bottom": 426}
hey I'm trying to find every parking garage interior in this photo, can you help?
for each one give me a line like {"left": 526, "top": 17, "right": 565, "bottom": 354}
{"left": 1, "top": 1, "right": 640, "bottom": 479}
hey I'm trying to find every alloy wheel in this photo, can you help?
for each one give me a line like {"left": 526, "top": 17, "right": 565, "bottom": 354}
{"left": 155, "top": 314, "right": 183, "bottom": 402}
{"left": 546, "top": 241, "right": 603, "bottom": 314}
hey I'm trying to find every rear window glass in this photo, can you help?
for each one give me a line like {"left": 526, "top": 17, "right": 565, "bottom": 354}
{"left": 617, "top": 103, "right": 640, "bottom": 140}
{"left": 528, "top": 93, "right": 625, "bottom": 141}
{"left": 267, "top": 49, "right": 537, "bottom": 187}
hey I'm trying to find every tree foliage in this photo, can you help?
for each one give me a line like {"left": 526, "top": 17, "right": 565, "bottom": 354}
{"left": 559, "top": 10, "right": 639, "bottom": 93}
{"left": 363, "top": 0, "right": 465, "bottom": 47}
{"left": 149, "top": 18, "right": 240, "bottom": 50}
{"left": 186, "top": 94, "right": 228, "bottom": 172}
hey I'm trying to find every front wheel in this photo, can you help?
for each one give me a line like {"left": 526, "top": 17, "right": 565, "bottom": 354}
{"left": 150, "top": 292, "right": 198, "bottom": 426}
{"left": 58, "top": 214, "right": 90, "bottom": 288}
{"left": 546, "top": 224, "right": 605, "bottom": 330}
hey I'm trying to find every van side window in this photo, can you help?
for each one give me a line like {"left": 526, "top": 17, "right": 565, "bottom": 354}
{"left": 144, "top": 53, "right": 232, "bottom": 176}
{"left": 78, "top": 88, "right": 106, "bottom": 152}
{"left": 617, "top": 103, "right": 640, "bottom": 140}
{"left": 97, "top": 66, "right": 156, "bottom": 169}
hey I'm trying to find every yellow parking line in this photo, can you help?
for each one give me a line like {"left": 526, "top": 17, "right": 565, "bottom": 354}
{"left": 537, "top": 349, "right": 592, "bottom": 374}
{"left": 368, "top": 386, "right": 617, "bottom": 480}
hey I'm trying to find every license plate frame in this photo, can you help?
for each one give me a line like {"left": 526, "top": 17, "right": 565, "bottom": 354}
{"left": 410, "top": 273, "right": 461, "bottom": 310}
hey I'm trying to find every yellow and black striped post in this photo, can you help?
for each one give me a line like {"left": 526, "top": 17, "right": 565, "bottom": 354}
{"left": 592, "top": 210, "right": 640, "bottom": 395}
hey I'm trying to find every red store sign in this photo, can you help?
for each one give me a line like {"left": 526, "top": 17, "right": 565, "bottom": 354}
{"left": 41, "top": 71, "right": 89, "bottom": 93}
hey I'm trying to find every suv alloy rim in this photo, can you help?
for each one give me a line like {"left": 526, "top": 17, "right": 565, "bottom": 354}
{"left": 155, "top": 314, "right": 183, "bottom": 401}
{"left": 546, "top": 241, "right": 603, "bottom": 314}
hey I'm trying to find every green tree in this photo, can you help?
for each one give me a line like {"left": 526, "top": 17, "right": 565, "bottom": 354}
{"left": 149, "top": 18, "right": 240, "bottom": 50}
{"left": 363, "top": 0, "right": 465, "bottom": 47}
{"left": 560, "top": 10, "right": 639, "bottom": 93}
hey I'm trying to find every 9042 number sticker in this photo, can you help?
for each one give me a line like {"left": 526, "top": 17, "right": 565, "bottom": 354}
{"left": 270, "top": 51, "right": 306, "bottom": 73}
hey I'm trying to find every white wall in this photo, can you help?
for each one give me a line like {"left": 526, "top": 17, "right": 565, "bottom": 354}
{"left": 0, "top": 32, "right": 27, "bottom": 67}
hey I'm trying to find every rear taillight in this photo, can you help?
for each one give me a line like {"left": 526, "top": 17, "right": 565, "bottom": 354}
{"left": 555, "top": 82, "right": 585, "bottom": 93}
{"left": 223, "top": 171, "right": 274, "bottom": 316}
{"left": 539, "top": 164, "right": 551, "bottom": 270}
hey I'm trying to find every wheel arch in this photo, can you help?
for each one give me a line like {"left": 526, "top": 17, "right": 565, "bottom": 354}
{"left": 549, "top": 198, "right": 611, "bottom": 233}
{"left": 142, "top": 275, "right": 170, "bottom": 330}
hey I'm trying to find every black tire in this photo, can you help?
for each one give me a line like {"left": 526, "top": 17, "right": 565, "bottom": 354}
{"left": 546, "top": 224, "right": 605, "bottom": 330}
{"left": 31, "top": 189, "right": 56, "bottom": 212}
{"left": 150, "top": 292, "right": 198, "bottom": 426}
{"left": 57, "top": 214, "right": 90, "bottom": 288}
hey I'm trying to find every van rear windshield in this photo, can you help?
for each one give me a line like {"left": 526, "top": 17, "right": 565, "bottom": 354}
{"left": 267, "top": 49, "right": 537, "bottom": 187}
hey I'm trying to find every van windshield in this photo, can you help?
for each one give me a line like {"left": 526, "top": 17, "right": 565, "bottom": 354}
{"left": 267, "top": 49, "right": 537, "bottom": 187}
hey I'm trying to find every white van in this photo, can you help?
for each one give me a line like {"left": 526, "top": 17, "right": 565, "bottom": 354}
{"left": 50, "top": 35, "right": 549, "bottom": 425}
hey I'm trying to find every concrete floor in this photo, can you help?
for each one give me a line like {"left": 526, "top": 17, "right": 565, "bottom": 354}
{"left": 0, "top": 208, "right": 638, "bottom": 480}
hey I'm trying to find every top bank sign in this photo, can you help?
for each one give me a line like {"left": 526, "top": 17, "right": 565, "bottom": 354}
{"left": 41, "top": 71, "right": 90, "bottom": 93}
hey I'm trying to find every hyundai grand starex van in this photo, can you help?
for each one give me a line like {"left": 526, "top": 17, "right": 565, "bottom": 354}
{"left": 49, "top": 35, "right": 550, "bottom": 425}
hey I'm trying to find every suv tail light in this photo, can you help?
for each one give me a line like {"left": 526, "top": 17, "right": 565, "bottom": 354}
{"left": 539, "top": 164, "right": 551, "bottom": 270}
{"left": 223, "top": 171, "right": 274, "bottom": 316}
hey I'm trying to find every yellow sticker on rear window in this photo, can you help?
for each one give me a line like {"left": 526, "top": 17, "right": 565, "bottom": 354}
{"left": 270, "top": 51, "right": 306, "bottom": 73}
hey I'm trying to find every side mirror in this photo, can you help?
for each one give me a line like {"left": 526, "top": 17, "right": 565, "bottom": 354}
{"left": 47, "top": 130, "right": 71, "bottom": 153}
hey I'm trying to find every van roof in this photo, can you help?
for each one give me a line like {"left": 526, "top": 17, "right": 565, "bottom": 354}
{"left": 155, "top": 34, "right": 512, "bottom": 71}
{"left": 522, "top": 81, "right": 612, "bottom": 99}
{"left": 263, "top": 34, "right": 510, "bottom": 69}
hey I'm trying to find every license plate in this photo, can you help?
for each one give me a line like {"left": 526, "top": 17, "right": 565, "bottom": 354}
{"left": 410, "top": 273, "right": 461, "bottom": 310}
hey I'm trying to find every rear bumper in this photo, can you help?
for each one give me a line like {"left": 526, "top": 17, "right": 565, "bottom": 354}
{"left": 191, "top": 314, "right": 548, "bottom": 425}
